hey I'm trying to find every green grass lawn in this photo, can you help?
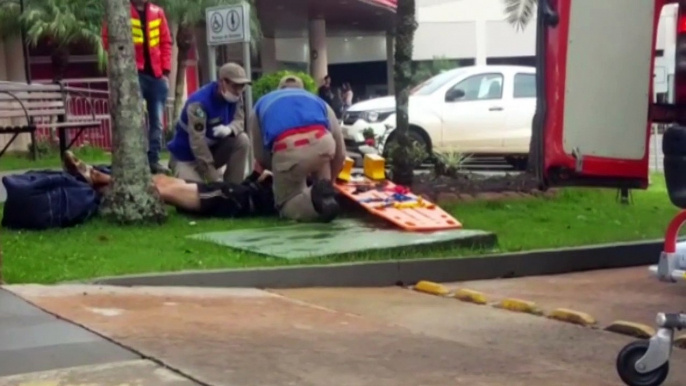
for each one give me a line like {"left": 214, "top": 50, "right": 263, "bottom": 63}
{"left": 0, "top": 174, "right": 679, "bottom": 284}
{"left": 0, "top": 147, "right": 172, "bottom": 172}
{"left": 0, "top": 147, "right": 112, "bottom": 172}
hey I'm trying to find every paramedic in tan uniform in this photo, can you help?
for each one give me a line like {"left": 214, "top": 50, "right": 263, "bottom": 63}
{"left": 167, "top": 63, "right": 250, "bottom": 184}
{"left": 248, "top": 75, "right": 346, "bottom": 222}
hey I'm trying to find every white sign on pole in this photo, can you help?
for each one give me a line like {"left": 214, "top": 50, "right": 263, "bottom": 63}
{"left": 205, "top": 3, "right": 250, "bottom": 46}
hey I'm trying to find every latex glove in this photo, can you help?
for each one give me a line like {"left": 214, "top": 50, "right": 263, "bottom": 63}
{"left": 212, "top": 124, "right": 234, "bottom": 138}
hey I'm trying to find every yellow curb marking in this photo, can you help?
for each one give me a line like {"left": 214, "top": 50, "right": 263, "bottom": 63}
{"left": 453, "top": 288, "right": 488, "bottom": 305}
{"left": 673, "top": 335, "right": 686, "bottom": 349}
{"left": 413, "top": 281, "right": 450, "bottom": 296}
{"left": 547, "top": 308, "right": 597, "bottom": 326}
{"left": 495, "top": 298, "right": 544, "bottom": 315}
{"left": 604, "top": 321, "right": 655, "bottom": 339}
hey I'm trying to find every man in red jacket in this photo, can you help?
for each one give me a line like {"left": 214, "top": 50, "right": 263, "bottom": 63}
{"left": 102, "top": 0, "right": 173, "bottom": 174}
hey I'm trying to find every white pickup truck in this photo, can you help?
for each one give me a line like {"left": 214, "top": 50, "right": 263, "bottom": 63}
{"left": 341, "top": 65, "right": 536, "bottom": 169}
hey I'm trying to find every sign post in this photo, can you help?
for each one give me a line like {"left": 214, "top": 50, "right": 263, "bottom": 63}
{"left": 206, "top": 2, "right": 253, "bottom": 171}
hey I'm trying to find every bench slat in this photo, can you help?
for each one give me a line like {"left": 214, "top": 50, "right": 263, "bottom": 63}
{"left": 0, "top": 83, "right": 62, "bottom": 92}
{"left": 0, "top": 101, "right": 65, "bottom": 110}
{"left": 0, "top": 92, "right": 63, "bottom": 101}
{"left": 46, "top": 120, "right": 102, "bottom": 128}
{"left": 0, "top": 109, "right": 66, "bottom": 119}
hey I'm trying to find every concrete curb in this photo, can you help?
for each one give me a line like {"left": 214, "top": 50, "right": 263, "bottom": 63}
{"left": 90, "top": 239, "right": 666, "bottom": 288}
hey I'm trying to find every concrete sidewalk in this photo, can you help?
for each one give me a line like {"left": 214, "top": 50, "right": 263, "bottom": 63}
{"left": 0, "top": 287, "right": 201, "bottom": 385}
{"left": 7, "top": 283, "right": 686, "bottom": 386}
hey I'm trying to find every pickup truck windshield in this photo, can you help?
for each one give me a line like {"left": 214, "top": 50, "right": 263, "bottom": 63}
{"left": 412, "top": 68, "right": 465, "bottom": 96}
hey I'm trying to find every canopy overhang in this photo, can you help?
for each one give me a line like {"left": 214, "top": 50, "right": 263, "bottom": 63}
{"left": 257, "top": 0, "right": 397, "bottom": 38}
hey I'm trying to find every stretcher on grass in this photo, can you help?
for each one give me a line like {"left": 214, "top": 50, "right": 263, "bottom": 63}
{"left": 334, "top": 155, "right": 461, "bottom": 232}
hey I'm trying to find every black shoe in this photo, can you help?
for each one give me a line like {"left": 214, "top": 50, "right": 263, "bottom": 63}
{"left": 311, "top": 179, "right": 340, "bottom": 222}
{"left": 150, "top": 162, "right": 171, "bottom": 175}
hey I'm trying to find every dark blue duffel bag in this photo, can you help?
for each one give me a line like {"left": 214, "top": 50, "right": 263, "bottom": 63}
{"left": 1, "top": 170, "right": 100, "bottom": 230}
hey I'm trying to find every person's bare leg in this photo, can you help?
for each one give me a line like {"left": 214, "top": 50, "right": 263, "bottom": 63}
{"left": 63, "top": 151, "right": 94, "bottom": 184}
{"left": 155, "top": 178, "right": 202, "bottom": 211}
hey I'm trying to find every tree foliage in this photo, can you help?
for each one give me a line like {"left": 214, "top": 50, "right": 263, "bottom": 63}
{"left": 0, "top": 0, "right": 107, "bottom": 73}
{"left": 252, "top": 70, "right": 316, "bottom": 102}
{"left": 502, "top": 0, "right": 537, "bottom": 31}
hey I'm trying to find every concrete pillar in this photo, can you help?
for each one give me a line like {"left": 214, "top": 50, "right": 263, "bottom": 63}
{"left": 308, "top": 18, "right": 327, "bottom": 84}
{"left": 4, "top": 35, "right": 27, "bottom": 81}
{"left": 475, "top": 20, "right": 487, "bottom": 65}
{"left": 260, "top": 38, "right": 278, "bottom": 73}
{"left": 386, "top": 32, "right": 394, "bottom": 95}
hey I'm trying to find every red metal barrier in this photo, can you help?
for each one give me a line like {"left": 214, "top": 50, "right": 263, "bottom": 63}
{"left": 34, "top": 78, "right": 174, "bottom": 151}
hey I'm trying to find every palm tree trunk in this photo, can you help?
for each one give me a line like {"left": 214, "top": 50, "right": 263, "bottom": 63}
{"left": 99, "top": 0, "right": 167, "bottom": 224}
{"left": 390, "top": 0, "right": 418, "bottom": 186}
{"left": 172, "top": 24, "right": 194, "bottom": 122}
{"left": 0, "top": 231, "right": 4, "bottom": 284}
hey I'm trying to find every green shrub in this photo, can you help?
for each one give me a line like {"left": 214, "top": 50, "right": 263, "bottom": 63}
{"left": 252, "top": 70, "right": 317, "bottom": 103}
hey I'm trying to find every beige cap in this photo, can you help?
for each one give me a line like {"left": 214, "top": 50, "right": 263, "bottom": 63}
{"left": 278, "top": 74, "right": 304, "bottom": 89}
{"left": 219, "top": 62, "right": 251, "bottom": 85}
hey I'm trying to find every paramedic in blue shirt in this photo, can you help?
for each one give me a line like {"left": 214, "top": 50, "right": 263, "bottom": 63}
{"left": 167, "top": 62, "right": 250, "bottom": 184}
{"left": 248, "top": 75, "right": 346, "bottom": 222}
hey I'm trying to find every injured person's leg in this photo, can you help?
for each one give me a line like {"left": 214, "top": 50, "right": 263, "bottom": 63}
{"left": 62, "top": 151, "right": 277, "bottom": 218}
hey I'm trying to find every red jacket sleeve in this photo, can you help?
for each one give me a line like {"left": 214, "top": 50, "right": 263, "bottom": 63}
{"left": 101, "top": 22, "right": 109, "bottom": 51}
{"left": 159, "top": 10, "right": 173, "bottom": 74}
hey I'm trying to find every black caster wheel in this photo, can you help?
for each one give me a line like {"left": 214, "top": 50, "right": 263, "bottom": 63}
{"left": 616, "top": 340, "right": 669, "bottom": 386}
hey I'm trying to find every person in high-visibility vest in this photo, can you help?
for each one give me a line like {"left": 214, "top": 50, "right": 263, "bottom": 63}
{"left": 102, "top": 0, "right": 173, "bottom": 174}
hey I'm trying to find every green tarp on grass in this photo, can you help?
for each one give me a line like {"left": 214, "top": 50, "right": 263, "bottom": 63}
{"left": 189, "top": 218, "right": 495, "bottom": 259}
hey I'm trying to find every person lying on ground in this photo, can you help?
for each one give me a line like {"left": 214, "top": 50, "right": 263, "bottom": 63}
{"left": 62, "top": 151, "right": 277, "bottom": 218}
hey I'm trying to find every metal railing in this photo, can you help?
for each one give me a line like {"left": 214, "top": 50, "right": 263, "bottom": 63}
{"left": 32, "top": 77, "right": 175, "bottom": 151}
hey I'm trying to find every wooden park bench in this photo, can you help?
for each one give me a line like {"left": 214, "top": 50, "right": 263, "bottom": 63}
{"left": 0, "top": 81, "right": 103, "bottom": 160}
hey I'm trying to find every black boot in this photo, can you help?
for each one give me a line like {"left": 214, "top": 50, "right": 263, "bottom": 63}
{"left": 310, "top": 179, "right": 340, "bottom": 222}
{"left": 150, "top": 162, "right": 171, "bottom": 175}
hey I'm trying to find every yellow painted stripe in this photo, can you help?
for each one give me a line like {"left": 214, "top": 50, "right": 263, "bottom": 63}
{"left": 149, "top": 28, "right": 159, "bottom": 38}
{"left": 131, "top": 18, "right": 141, "bottom": 27}
{"left": 149, "top": 38, "right": 159, "bottom": 47}
{"left": 132, "top": 28, "right": 143, "bottom": 37}
{"left": 133, "top": 37, "right": 144, "bottom": 44}
{"left": 149, "top": 19, "right": 161, "bottom": 28}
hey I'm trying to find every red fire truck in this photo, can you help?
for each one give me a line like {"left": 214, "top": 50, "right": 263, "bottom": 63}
{"left": 533, "top": 1, "right": 685, "bottom": 385}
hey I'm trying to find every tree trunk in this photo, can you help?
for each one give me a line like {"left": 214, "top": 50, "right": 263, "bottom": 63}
{"left": 172, "top": 24, "right": 194, "bottom": 122}
{"left": 99, "top": 0, "right": 167, "bottom": 224}
{"left": 0, "top": 231, "right": 4, "bottom": 284}
{"left": 390, "top": 0, "right": 418, "bottom": 187}
{"left": 50, "top": 46, "right": 69, "bottom": 82}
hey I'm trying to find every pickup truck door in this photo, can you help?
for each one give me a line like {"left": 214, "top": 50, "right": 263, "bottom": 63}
{"left": 533, "top": 0, "right": 660, "bottom": 189}
{"left": 441, "top": 72, "right": 508, "bottom": 152}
